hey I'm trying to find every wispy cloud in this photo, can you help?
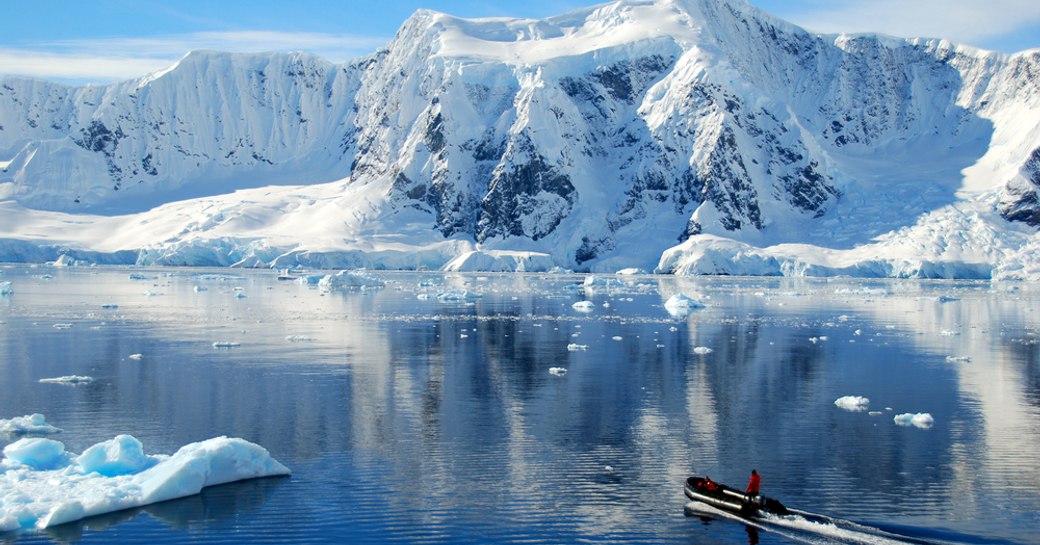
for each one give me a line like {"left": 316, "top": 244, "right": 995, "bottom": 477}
{"left": 0, "top": 31, "right": 389, "bottom": 84}
{"left": 790, "top": 0, "right": 1040, "bottom": 50}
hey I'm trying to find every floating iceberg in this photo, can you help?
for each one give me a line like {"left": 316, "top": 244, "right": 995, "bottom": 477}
{"left": 0, "top": 281, "right": 12, "bottom": 295}
{"left": 0, "top": 434, "right": 290, "bottom": 531}
{"left": 38, "top": 375, "right": 95, "bottom": 385}
{"left": 0, "top": 414, "right": 63, "bottom": 435}
{"left": 834, "top": 396, "right": 871, "bottom": 412}
{"left": 318, "top": 270, "right": 385, "bottom": 292}
{"left": 894, "top": 412, "right": 934, "bottom": 429}
{"left": 212, "top": 341, "right": 241, "bottom": 348}
{"left": 294, "top": 274, "right": 325, "bottom": 286}
{"left": 571, "top": 300, "right": 595, "bottom": 312}
{"left": 549, "top": 367, "right": 568, "bottom": 376}
{"left": 582, "top": 275, "right": 620, "bottom": 294}
{"left": 437, "top": 289, "right": 481, "bottom": 302}
{"left": 567, "top": 343, "right": 589, "bottom": 351}
{"left": 663, "top": 294, "right": 705, "bottom": 316}
{"left": 693, "top": 346, "right": 713, "bottom": 355}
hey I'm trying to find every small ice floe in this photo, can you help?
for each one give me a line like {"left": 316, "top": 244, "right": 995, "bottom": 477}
{"left": 193, "top": 285, "right": 207, "bottom": 292}
{"left": 0, "top": 414, "right": 63, "bottom": 435}
{"left": 127, "top": 273, "right": 155, "bottom": 281}
{"left": 572, "top": 300, "right": 595, "bottom": 312}
{"left": 940, "top": 330, "right": 960, "bottom": 337}
{"left": 894, "top": 413, "right": 934, "bottom": 429}
{"left": 1, "top": 281, "right": 14, "bottom": 295}
{"left": 233, "top": 292, "right": 247, "bottom": 299}
{"left": 937, "top": 295, "right": 959, "bottom": 303}
{"left": 100, "top": 304, "right": 119, "bottom": 309}
{"left": 567, "top": 343, "right": 589, "bottom": 351}
{"left": 39, "top": 375, "right": 94, "bottom": 385}
{"left": 212, "top": 341, "right": 241, "bottom": 349}
{"left": 663, "top": 294, "right": 704, "bottom": 317}
{"left": 549, "top": 367, "right": 568, "bottom": 376}
{"left": 52, "top": 323, "right": 73, "bottom": 330}
{"left": 285, "top": 335, "right": 316, "bottom": 343}
{"left": 437, "top": 290, "right": 481, "bottom": 302}
{"left": 616, "top": 268, "right": 644, "bottom": 275}
{"left": 834, "top": 287, "right": 889, "bottom": 296}
{"left": 693, "top": 346, "right": 713, "bottom": 355}
{"left": 0, "top": 434, "right": 289, "bottom": 531}
{"left": 945, "top": 355, "right": 972, "bottom": 363}
{"left": 612, "top": 336, "right": 623, "bottom": 341}
{"left": 128, "top": 354, "right": 144, "bottom": 360}
{"left": 318, "top": 270, "right": 385, "bottom": 292}
{"left": 142, "top": 290, "right": 161, "bottom": 297}
{"left": 582, "top": 275, "right": 619, "bottom": 294}
{"left": 295, "top": 274, "right": 325, "bottom": 286}
{"left": 834, "top": 396, "right": 871, "bottom": 412}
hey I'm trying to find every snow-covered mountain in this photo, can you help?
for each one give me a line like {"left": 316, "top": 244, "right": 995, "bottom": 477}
{"left": 1, "top": 0, "right": 1039, "bottom": 278}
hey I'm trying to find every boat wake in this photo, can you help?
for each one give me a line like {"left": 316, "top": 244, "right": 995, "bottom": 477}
{"left": 685, "top": 502, "right": 958, "bottom": 545}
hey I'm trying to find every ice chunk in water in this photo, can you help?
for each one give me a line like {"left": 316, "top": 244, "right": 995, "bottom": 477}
{"left": 894, "top": 413, "right": 934, "bottom": 429}
{"left": 664, "top": 294, "right": 704, "bottom": 317}
{"left": 2, "top": 438, "right": 68, "bottom": 470}
{"left": 0, "top": 413, "right": 63, "bottom": 434}
{"left": 0, "top": 281, "right": 12, "bottom": 295}
{"left": 437, "top": 290, "right": 481, "bottom": 302}
{"left": 572, "top": 300, "right": 595, "bottom": 312}
{"left": 0, "top": 435, "right": 290, "bottom": 531}
{"left": 39, "top": 375, "right": 94, "bottom": 385}
{"left": 318, "top": 270, "right": 385, "bottom": 292}
{"left": 834, "top": 396, "right": 871, "bottom": 412}
{"left": 76, "top": 435, "right": 157, "bottom": 477}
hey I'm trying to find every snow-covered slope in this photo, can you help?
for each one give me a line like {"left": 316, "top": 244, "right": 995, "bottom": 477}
{"left": 1, "top": 0, "right": 1039, "bottom": 278}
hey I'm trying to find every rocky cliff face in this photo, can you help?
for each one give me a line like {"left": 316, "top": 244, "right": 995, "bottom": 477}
{"left": 1, "top": 0, "right": 1038, "bottom": 272}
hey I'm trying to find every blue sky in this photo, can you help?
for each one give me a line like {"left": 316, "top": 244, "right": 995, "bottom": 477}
{"left": 2, "top": 0, "right": 1038, "bottom": 83}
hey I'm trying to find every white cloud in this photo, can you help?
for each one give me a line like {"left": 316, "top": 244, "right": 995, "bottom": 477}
{"left": 791, "top": 0, "right": 1040, "bottom": 48}
{"left": 0, "top": 31, "right": 388, "bottom": 84}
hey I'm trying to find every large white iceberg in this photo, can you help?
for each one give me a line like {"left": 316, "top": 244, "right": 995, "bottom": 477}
{"left": 0, "top": 434, "right": 291, "bottom": 531}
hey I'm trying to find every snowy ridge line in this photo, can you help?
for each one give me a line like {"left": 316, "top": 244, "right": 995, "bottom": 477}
{"left": 1, "top": 0, "right": 1039, "bottom": 278}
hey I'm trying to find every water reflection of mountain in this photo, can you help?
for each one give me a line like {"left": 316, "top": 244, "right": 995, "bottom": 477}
{"left": 2, "top": 268, "right": 1037, "bottom": 543}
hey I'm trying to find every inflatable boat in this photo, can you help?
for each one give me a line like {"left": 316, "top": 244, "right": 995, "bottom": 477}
{"left": 684, "top": 476, "right": 789, "bottom": 518}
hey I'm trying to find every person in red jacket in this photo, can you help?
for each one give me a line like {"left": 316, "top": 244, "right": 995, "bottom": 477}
{"left": 745, "top": 469, "right": 761, "bottom": 497}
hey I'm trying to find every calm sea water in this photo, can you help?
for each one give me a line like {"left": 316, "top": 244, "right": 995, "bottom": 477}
{"left": 1, "top": 266, "right": 1038, "bottom": 544}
